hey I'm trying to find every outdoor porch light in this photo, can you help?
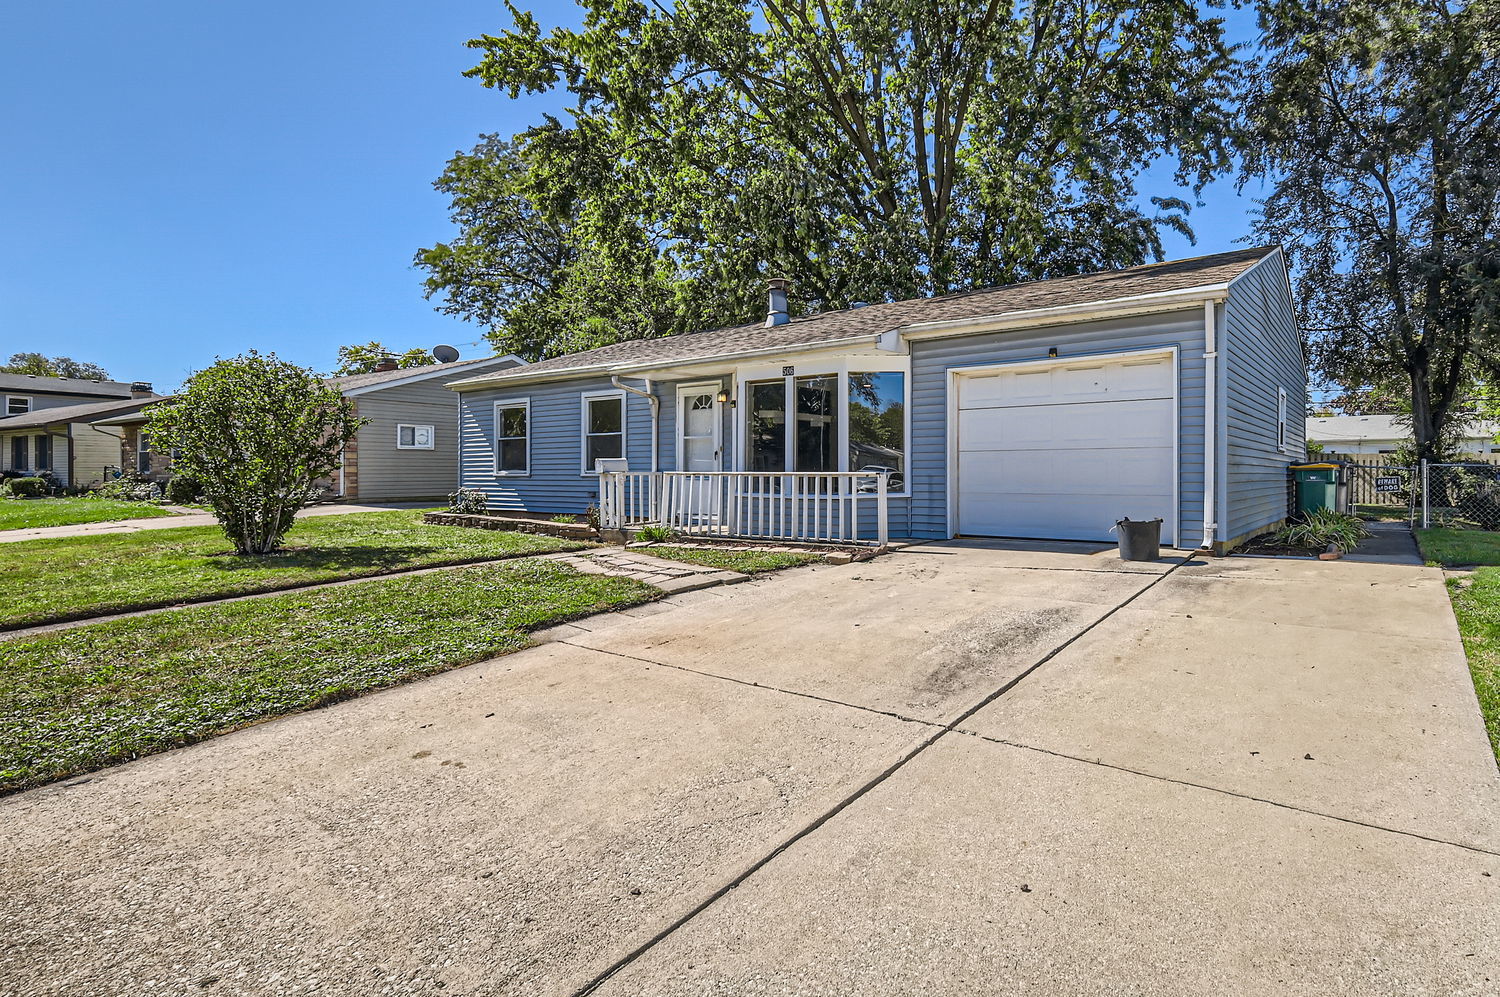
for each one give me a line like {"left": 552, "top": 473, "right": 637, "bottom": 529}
{"left": 1048, "top": 346, "right": 1059, "bottom": 358}
{"left": 717, "top": 388, "right": 732, "bottom": 406}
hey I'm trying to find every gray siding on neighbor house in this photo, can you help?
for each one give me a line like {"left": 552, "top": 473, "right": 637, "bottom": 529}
{"left": 3, "top": 389, "right": 128, "bottom": 415}
{"left": 353, "top": 380, "right": 466, "bottom": 500}
{"left": 458, "top": 376, "right": 659, "bottom": 513}
{"left": 1221, "top": 253, "right": 1306, "bottom": 543}
{"left": 907, "top": 308, "right": 1210, "bottom": 543}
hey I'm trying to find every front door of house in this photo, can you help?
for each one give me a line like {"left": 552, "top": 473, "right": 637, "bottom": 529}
{"left": 677, "top": 383, "right": 722, "bottom": 472}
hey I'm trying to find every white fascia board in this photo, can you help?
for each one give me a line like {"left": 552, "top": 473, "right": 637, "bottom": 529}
{"left": 897, "top": 284, "right": 1232, "bottom": 342}
{"left": 444, "top": 334, "right": 884, "bottom": 391}
{"left": 342, "top": 354, "right": 528, "bottom": 397}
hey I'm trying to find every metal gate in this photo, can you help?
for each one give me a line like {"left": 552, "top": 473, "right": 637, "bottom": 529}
{"left": 1325, "top": 453, "right": 1419, "bottom": 525}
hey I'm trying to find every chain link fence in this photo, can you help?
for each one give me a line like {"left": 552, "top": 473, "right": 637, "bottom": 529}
{"left": 1421, "top": 462, "right": 1500, "bottom": 531}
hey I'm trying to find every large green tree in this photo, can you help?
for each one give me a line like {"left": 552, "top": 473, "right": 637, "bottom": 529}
{"left": 418, "top": 0, "right": 1241, "bottom": 359}
{"left": 2, "top": 352, "right": 111, "bottom": 380}
{"left": 1242, "top": 0, "right": 1500, "bottom": 463}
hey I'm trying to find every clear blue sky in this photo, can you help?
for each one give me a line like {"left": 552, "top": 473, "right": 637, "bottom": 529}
{"left": 0, "top": 1, "right": 1264, "bottom": 392}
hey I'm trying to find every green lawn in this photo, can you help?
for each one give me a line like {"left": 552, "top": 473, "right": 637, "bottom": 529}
{"left": 1444, "top": 569, "right": 1500, "bottom": 765}
{"left": 0, "top": 510, "right": 590, "bottom": 628}
{"left": 1414, "top": 528, "right": 1500, "bottom": 567}
{"left": 0, "top": 497, "right": 177, "bottom": 531}
{"left": 0, "top": 559, "right": 656, "bottom": 793}
{"left": 642, "top": 544, "right": 824, "bottom": 574}
{"left": 1352, "top": 503, "right": 1412, "bottom": 523}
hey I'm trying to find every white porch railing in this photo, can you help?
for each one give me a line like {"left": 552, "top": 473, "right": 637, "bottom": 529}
{"left": 599, "top": 471, "right": 890, "bottom": 547}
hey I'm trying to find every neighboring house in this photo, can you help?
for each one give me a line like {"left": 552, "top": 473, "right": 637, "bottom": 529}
{"left": 447, "top": 246, "right": 1306, "bottom": 553}
{"left": 98, "top": 354, "right": 526, "bottom": 501}
{"left": 0, "top": 374, "right": 158, "bottom": 487}
{"left": 1306, "top": 414, "right": 1500, "bottom": 455}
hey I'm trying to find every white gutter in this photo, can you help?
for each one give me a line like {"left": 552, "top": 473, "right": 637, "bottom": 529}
{"left": 1201, "top": 299, "right": 1219, "bottom": 551}
{"left": 611, "top": 375, "right": 659, "bottom": 473}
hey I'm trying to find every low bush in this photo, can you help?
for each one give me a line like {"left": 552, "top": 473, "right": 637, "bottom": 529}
{"left": 449, "top": 487, "right": 488, "bottom": 514}
{"left": 164, "top": 474, "right": 201, "bottom": 505}
{"left": 550, "top": 513, "right": 579, "bottom": 523}
{"left": 5, "top": 476, "right": 49, "bottom": 498}
{"left": 91, "top": 473, "right": 162, "bottom": 503}
{"left": 1274, "top": 508, "right": 1370, "bottom": 551}
{"left": 636, "top": 524, "right": 674, "bottom": 542}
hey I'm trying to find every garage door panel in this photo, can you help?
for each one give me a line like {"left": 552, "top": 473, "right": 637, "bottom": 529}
{"left": 958, "top": 399, "right": 1173, "bottom": 452}
{"left": 954, "top": 354, "right": 1177, "bottom": 543}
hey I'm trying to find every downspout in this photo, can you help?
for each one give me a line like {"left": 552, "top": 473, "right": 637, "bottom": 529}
{"left": 87, "top": 420, "right": 125, "bottom": 482}
{"left": 1201, "top": 299, "right": 1219, "bottom": 551}
{"left": 611, "top": 375, "right": 659, "bottom": 472}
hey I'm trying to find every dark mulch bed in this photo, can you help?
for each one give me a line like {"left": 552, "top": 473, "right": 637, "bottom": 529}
{"left": 1234, "top": 532, "right": 1321, "bottom": 558}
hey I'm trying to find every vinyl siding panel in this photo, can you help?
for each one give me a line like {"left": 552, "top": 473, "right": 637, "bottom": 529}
{"left": 352, "top": 381, "right": 464, "bottom": 500}
{"left": 908, "top": 309, "right": 1209, "bottom": 543}
{"left": 458, "top": 376, "right": 660, "bottom": 513}
{"left": 1221, "top": 253, "right": 1306, "bottom": 543}
{"left": 68, "top": 424, "right": 123, "bottom": 488}
{"left": 3, "top": 390, "right": 128, "bottom": 415}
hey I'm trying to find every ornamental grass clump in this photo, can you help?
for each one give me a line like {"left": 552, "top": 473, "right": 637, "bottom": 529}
{"left": 1274, "top": 508, "right": 1370, "bottom": 552}
{"left": 147, "top": 352, "right": 362, "bottom": 555}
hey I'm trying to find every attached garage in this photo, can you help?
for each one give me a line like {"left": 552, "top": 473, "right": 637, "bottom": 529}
{"left": 950, "top": 350, "right": 1178, "bottom": 544}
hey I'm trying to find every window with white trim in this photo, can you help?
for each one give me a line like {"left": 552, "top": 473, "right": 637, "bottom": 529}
{"left": 397, "top": 424, "right": 435, "bottom": 450}
{"left": 494, "top": 400, "right": 529, "bottom": 474}
{"left": 1277, "top": 386, "right": 1289, "bottom": 453}
{"left": 581, "top": 391, "right": 625, "bottom": 473}
{"left": 5, "top": 396, "right": 31, "bottom": 416}
{"left": 742, "top": 367, "right": 909, "bottom": 492}
{"left": 137, "top": 430, "right": 152, "bottom": 472}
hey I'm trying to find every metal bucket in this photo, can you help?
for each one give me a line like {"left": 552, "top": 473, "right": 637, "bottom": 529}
{"left": 1115, "top": 517, "right": 1162, "bottom": 562}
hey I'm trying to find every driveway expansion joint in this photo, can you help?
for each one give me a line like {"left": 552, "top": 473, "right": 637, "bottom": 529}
{"left": 569, "top": 553, "right": 1187, "bottom": 996}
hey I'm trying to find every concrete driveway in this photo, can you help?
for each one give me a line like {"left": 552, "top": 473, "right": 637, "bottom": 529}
{"left": 2, "top": 543, "right": 1496, "bottom": 996}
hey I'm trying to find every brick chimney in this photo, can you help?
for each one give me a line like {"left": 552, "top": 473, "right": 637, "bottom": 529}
{"left": 373, "top": 359, "right": 399, "bottom": 373}
{"left": 764, "top": 278, "right": 791, "bottom": 327}
{"left": 130, "top": 381, "right": 153, "bottom": 397}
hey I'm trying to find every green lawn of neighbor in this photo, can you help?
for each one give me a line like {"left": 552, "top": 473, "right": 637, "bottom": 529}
{"left": 641, "top": 544, "right": 825, "bottom": 574}
{"left": 0, "top": 497, "right": 177, "bottom": 531}
{"left": 0, "top": 558, "right": 656, "bottom": 793}
{"left": 1415, "top": 528, "right": 1500, "bottom": 567}
{"left": 0, "top": 510, "right": 591, "bottom": 628}
{"left": 1445, "top": 568, "right": 1500, "bottom": 765}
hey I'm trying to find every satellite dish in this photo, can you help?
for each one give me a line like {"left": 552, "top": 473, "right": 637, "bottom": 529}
{"left": 431, "top": 344, "right": 460, "bottom": 363}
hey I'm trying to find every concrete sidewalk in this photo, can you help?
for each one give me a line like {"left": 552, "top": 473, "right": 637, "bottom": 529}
{"left": 0, "top": 501, "right": 435, "bottom": 543}
{"left": 2, "top": 542, "right": 1495, "bottom": 996}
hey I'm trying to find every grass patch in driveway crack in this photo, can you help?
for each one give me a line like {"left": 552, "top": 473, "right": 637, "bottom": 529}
{"left": 0, "top": 558, "right": 657, "bottom": 794}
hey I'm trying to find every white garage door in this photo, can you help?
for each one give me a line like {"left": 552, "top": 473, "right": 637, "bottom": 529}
{"left": 955, "top": 353, "right": 1176, "bottom": 542}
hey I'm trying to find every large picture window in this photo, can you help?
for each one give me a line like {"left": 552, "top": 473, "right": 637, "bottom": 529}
{"left": 582, "top": 392, "right": 625, "bottom": 472}
{"left": 742, "top": 368, "right": 907, "bottom": 490}
{"left": 494, "top": 400, "right": 529, "bottom": 474}
{"left": 848, "top": 372, "right": 906, "bottom": 489}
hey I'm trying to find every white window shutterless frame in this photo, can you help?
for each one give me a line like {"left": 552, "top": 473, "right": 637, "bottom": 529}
{"left": 580, "top": 390, "right": 626, "bottom": 474}
{"left": 676, "top": 383, "right": 722, "bottom": 472}
{"left": 493, "top": 399, "right": 530, "bottom": 475}
{"left": 397, "top": 424, "right": 435, "bottom": 449}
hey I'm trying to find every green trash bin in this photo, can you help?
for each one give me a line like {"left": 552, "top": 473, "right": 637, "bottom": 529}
{"left": 1292, "top": 463, "right": 1341, "bottom": 515}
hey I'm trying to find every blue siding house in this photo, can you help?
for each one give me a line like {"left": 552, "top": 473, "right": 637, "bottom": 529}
{"left": 448, "top": 247, "right": 1305, "bottom": 553}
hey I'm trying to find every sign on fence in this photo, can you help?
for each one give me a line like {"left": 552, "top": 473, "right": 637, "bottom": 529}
{"left": 1374, "top": 476, "right": 1403, "bottom": 493}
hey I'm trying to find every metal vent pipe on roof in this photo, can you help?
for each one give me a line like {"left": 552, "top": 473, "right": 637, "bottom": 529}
{"left": 765, "top": 278, "right": 790, "bottom": 327}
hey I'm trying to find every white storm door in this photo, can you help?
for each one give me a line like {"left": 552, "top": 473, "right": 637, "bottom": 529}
{"left": 677, "top": 383, "right": 723, "bottom": 472}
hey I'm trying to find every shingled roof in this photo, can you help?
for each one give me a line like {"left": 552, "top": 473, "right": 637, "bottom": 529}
{"left": 450, "top": 246, "right": 1277, "bottom": 389}
{"left": 0, "top": 395, "right": 166, "bottom": 430}
{"left": 325, "top": 354, "right": 522, "bottom": 392}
